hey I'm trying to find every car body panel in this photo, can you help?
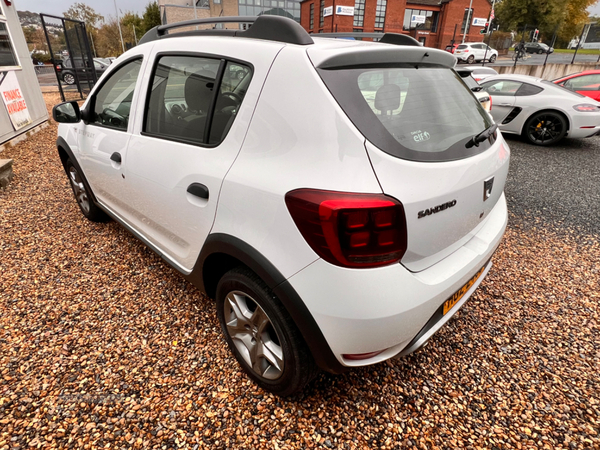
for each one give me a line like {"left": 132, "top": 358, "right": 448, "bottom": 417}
{"left": 554, "top": 70, "right": 600, "bottom": 101}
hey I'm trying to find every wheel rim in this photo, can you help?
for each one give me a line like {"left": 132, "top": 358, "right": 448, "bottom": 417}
{"left": 527, "top": 114, "right": 563, "bottom": 145}
{"left": 467, "top": 56, "right": 474, "bottom": 63}
{"left": 490, "top": 55, "right": 496, "bottom": 62}
{"left": 68, "top": 166, "right": 90, "bottom": 214}
{"left": 224, "top": 290, "right": 284, "bottom": 380}
{"left": 64, "top": 74, "right": 75, "bottom": 85}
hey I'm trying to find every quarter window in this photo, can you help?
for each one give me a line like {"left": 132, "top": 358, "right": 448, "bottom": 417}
{"left": 91, "top": 59, "right": 142, "bottom": 130}
{"left": 144, "top": 55, "right": 252, "bottom": 146}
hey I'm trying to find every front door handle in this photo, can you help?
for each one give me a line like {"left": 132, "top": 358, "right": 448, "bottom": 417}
{"left": 187, "top": 183, "right": 209, "bottom": 200}
{"left": 110, "top": 152, "right": 122, "bottom": 163}
{"left": 499, "top": 103, "right": 513, "bottom": 106}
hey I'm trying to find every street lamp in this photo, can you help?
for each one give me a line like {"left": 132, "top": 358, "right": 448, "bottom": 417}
{"left": 113, "top": 0, "right": 126, "bottom": 53}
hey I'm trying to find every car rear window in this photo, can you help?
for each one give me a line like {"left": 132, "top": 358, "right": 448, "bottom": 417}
{"left": 317, "top": 66, "right": 494, "bottom": 162}
{"left": 457, "top": 45, "right": 468, "bottom": 49}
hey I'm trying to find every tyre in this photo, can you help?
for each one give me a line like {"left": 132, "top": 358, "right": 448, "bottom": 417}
{"left": 63, "top": 73, "right": 75, "bottom": 85}
{"left": 467, "top": 55, "right": 475, "bottom": 64}
{"left": 65, "top": 159, "right": 108, "bottom": 222}
{"left": 216, "top": 267, "right": 319, "bottom": 396}
{"left": 523, "top": 111, "right": 567, "bottom": 146}
{"left": 489, "top": 54, "right": 497, "bottom": 63}
{"left": 537, "top": 49, "right": 543, "bottom": 54}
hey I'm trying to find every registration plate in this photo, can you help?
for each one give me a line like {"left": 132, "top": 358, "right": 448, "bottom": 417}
{"left": 442, "top": 265, "right": 486, "bottom": 315}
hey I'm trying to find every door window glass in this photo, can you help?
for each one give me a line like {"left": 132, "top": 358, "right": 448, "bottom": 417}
{"left": 92, "top": 59, "right": 142, "bottom": 130}
{"left": 481, "top": 80, "right": 522, "bottom": 96}
{"left": 144, "top": 55, "right": 252, "bottom": 146}
{"left": 564, "top": 74, "right": 600, "bottom": 90}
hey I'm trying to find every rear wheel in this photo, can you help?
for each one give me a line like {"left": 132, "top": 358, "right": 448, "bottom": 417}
{"left": 216, "top": 267, "right": 319, "bottom": 397}
{"left": 467, "top": 55, "right": 475, "bottom": 64}
{"left": 66, "top": 159, "right": 108, "bottom": 222}
{"left": 63, "top": 73, "right": 75, "bottom": 85}
{"left": 523, "top": 111, "right": 567, "bottom": 146}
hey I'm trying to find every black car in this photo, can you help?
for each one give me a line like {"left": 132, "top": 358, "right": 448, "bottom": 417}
{"left": 55, "top": 57, "right": 108, "bottom": 85}
{"left": 524, "top": 42, "right": 554, "bottom": 54}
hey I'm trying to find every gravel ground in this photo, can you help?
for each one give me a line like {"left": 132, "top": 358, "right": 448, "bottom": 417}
{"left": 0, "top": 95, "right": 598, "bottom": 449}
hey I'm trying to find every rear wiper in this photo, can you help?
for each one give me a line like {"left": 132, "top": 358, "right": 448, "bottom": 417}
{"left": 466, "top": 123, "right": 497, "bottom": 148}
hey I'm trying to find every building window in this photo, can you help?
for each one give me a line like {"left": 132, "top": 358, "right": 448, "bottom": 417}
{"left": 374, "top": 0, "right": 386, "bottom": 29}
{"left": 461, "top": 8, "right": 473, "bottom": 34}
{"left": 402, "top": 9, "right": 439, "bottom": 33}
{"left": 310, "top": 3, "right": 314, "bottom": 29}
{"left": 319, "top": 0, "right": 324, "bottom": 27}
{"left": 353, "top": 0, "right": 365, "bottom": 27}
{"left": 0, "top": 21, "right": 19, "bottom": 69}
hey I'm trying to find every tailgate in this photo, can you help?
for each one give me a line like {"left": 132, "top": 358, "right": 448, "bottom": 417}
{"left": 366, "top": 139, "right": 510, "bottom": 272}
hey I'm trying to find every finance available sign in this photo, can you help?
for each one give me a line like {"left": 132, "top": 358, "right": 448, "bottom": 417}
{"left": 0, "top": 71, "right": 32, "bottom": 130}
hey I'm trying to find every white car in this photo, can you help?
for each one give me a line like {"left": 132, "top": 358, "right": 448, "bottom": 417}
{"left": 455, "top": 42, "right": 498, "bottom": 64}
{"left": 52, "top": 16, "right": 509, "bottom": 396}
{"left": 480, "top": 74, "right": 600, "bottom": 145}
{"left": 461, "top": 65, "right": 499, "bottom": 82}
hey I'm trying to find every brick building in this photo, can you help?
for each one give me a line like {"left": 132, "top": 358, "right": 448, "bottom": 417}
{"left": 299, "top": 0, "right": 492, "bottom": 50}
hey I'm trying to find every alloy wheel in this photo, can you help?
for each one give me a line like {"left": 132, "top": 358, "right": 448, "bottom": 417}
{"left": 68, "top": 166, "right": 90, "bottom": 214}
{"left": 64, "top": 73, "right": 75, "bottom": 85}
{"left": 526, "top": 114, "right": 564, "bottom": 145}
{"left": 223, "top": 290, "right": 284, "bottom": 380}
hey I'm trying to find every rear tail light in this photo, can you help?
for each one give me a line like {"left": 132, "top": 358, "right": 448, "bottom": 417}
{"left": 343, "top": 350, "right": 386, "bottom": 361}
{"left": 573, "top": 103, "right": 600, "bottom": 112}
{"left": 285, "top": 189, "right": 407, "bottom": 268}
{"left": 489, "top": 94, "right": 492, "bottom": 110}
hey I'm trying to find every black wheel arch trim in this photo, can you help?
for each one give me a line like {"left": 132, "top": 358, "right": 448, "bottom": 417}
{"left": 56, "top": 136, "right": 101, "bottom": 206}
{"left": 187, "top": 233, "right": 347, "bottom": 374}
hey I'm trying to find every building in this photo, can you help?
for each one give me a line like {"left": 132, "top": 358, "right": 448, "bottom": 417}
{"left": 299, "top": 0, "right": 492, "bottom": 50}
{"left": 0, "top": 0, "right": 48, "bottom": 148}
{"left": 158, "top": 0, "right": 302, "bottom": 28}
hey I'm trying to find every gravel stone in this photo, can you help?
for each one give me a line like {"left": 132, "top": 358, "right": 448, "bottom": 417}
{"left": 0, "top": 95, "right": 598, "bottom": 449}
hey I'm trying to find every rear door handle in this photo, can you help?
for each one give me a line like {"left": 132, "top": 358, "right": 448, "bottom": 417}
{"left": 110, "top": 152, "right": 122, "bottom": 163}
{"left": 187, "top": 183, "right": 209, "bottom": 200}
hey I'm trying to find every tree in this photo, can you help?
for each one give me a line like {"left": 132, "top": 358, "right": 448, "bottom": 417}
{"left": 95, "top": 19, "right": 123, "bottom": 57}
{"left": 496, "top": 0, "right": 596, "bottom": 43}
{"left": 142, "top": 1, "right": 161, "bottom": 34}
{"left": 63, "top": 3, "right": 104, "bottom": 29}
{"left": 121, "top": 12, "right": 144, "bottom": 47}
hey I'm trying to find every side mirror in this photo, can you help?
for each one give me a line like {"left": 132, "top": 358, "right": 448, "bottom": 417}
{"left": 52, "top": 101, "right": 81, "bottom": 123}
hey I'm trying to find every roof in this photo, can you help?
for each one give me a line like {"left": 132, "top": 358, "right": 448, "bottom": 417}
{"left": 406, "top": 0, "right": 442, "bottom": 6}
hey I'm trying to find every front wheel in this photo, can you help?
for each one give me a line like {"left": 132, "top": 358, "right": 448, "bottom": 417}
{"left": 65, "top": 159, "right": 108, "bottom": 222}
{"left": 216, "top": 267, "right": 319, "bottom": 397}
{"left": 538, "top": 49, "right": 543, "bottom": 54}
{"left": 489, "top": 54, "right": 497, "bottom": 63}
{"left": 523, "top": 111, "right": 567, "bottom": 146}
{"left": 63, "top": 73, "right": 75, "bottom": 85}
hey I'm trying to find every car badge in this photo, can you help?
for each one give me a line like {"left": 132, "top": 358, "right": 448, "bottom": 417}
{"left": 483, "top": 177, "right": 494, "bottom": 201}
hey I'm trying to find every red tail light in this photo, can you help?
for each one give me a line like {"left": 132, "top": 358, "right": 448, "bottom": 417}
{"left": 285, "top": 189, "right": 407, "bottom": 268}
{"left": 489, "top": 94, "right": 492, "bottom": 111}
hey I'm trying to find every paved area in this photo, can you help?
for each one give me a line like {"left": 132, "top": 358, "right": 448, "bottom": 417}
{"left": 0, "top": 95, "right": 598, "bottom": 449}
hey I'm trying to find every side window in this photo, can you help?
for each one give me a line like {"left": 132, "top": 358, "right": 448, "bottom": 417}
{"left": 481, "top": 80, "right": 522, "bottom": 96}
{"left": 564, "top": 74, "right": 600, "bottom": 90}
{"left": 91, "top": 59, "right": 142, "bottom": 130}
{"left": 144, "top": 55, "right": 252, "bottom": 146}
{"left": 516, "top": 83, "right": 543, "bottom": 96}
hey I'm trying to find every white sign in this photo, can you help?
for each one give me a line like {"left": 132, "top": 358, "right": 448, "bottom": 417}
{"left": 411, "top": 15, "right": 426, "bottom": 24}
{"left": 336, "top": 5, "right": 354, "bottom": 16}
{"left": 0, "top": 71, "right": 32, "bottom": 131}
{"left": 323, "top": 6, "right": 333, "bottom": 17}
{"left": 472, "top": 17, "right": 487, "bottom": 27}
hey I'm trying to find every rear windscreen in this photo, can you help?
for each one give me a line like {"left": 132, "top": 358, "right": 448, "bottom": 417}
{"left": 317, "top": 66, "right": 495, "bottom": 162}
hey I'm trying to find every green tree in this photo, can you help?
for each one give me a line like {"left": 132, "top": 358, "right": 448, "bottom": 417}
{"left": 63, "top": 3, "right": 104, "bottom": 28}
{"left": 142, "top": 1, "right": 161, "bottom": 34}
{"left": 496, "top": 0, "right": 596, "bottom": 43}
{"left": 121, "top": 12, "right": 144, "bottom": 47}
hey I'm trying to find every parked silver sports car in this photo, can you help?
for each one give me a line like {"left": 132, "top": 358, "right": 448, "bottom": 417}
{"left": 480, "top": 74, "right": 600, "bottom": 145}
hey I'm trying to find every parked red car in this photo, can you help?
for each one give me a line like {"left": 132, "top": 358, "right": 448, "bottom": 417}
{"left": 553, "top": 70, "right": 600, "bottom": 101}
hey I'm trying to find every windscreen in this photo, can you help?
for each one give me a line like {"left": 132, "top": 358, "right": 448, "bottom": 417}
{"left": 318, "top": 66, "right": 495, "bottom": 162}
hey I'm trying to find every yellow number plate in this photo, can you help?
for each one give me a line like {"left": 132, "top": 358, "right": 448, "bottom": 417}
{"left": 443, "top": 265, "right": 486, "bottom": 315}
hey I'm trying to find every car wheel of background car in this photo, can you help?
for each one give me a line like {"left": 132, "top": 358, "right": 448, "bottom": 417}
{"left": 66, "top": 159, "right": 108, "bottom": 222}
{"left": 63, "top": 73, "right": 75, "bottom": 85}
{"left": 538, "top": 49, "right": 543, "bottom": 54}
{"left": 489, "top": 54, "right": 497, "bottom": 63}
{"left": 467, "top": 55, "right": 475, "bottom": 64}
{"left": 523, "top": 111, "right": 568, "bottom": 146}
{"left": 216, "top": 267, "right": 319, "bottom": 397}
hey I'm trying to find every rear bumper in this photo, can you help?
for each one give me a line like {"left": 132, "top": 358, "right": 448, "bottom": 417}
{"left": 287, "top": 193, "right": 508, "bottom": 368}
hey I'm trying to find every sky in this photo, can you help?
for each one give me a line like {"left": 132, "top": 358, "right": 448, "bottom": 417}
{"left": 15, "top": 0, "right": 149, "bottom": 20}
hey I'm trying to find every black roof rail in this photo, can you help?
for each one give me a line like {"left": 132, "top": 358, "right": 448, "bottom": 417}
{"left": 138, "top": 15, "right": 314, "bottom": 46}
{"left": 316, "top": 32, "right": 422, "bottom": 47}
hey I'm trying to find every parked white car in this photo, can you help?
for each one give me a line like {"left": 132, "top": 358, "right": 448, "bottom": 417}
{"left": 481, "top": 74, "right": 600, "bottom": 145}
{"left": 455, "top": 42, "right": 498, "bottom": 64}
{"left": 461, "top": 65, "right": 499, "bottom": 82}
{"left": 52, "top": 16, "right": 510, "bottom": 396}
